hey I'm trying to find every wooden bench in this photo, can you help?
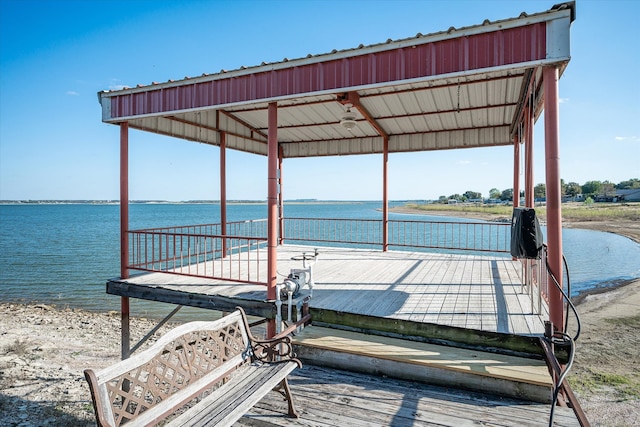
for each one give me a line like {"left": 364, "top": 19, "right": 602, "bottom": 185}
{"left": 84, "top": 307, "right": 301, "bottom": 427}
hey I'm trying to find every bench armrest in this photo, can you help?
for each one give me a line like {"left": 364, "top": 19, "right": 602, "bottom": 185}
{"left": 251, "top": 335, "right": 301, "bottom": 366}
{"left": 236, "top": 307, "right": 302, "bottom": 366}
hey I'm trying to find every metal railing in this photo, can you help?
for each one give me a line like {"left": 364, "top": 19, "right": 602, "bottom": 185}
{"left": 388, "top": 219, "right": 510, "bottom": 253}
{"left": 520, "top": 244, "right": 549, "bottom": 314}
{"left": 282, "top": 217, "right": 511, "bottom": 253}
{"left": 128, "top": 229, "right": 267, "bottom": 285}
{"left": 127, "top": 217, "right": 512, "bottom": 284}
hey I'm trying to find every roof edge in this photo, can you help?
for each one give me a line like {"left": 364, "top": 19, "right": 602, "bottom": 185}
{"left": 98, "top": 3, "right": 574, "bottom": 103}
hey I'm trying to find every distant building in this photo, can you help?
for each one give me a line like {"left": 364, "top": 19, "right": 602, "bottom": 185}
{"left": 616, "top": 189, "right": 640, "bottom": 202}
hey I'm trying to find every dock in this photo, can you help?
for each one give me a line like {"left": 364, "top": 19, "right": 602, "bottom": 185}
{"left": 106, "top": 244, "right": 565, "bottom": 405}
{"left": 109, "top": 244, "right": 547, "bottom": 336}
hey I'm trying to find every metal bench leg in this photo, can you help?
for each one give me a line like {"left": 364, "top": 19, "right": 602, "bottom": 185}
{"left": 275, "top": 378, "right": 299, "bottom": 418}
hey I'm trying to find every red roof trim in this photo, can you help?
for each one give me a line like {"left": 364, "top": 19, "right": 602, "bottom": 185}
{"left": 109, "top": 23, "right": 546, "bottom": 120}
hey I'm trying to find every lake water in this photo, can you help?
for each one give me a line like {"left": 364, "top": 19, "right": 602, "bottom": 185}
{"left": 1, "top": 202, "right": 639, "bottom": 319}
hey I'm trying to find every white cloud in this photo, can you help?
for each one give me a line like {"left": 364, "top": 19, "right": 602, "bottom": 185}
{"left": 66, "top": 91, "right": 79, "bottom": 96}
{"left": 457, "top": 160, "right": 471, "bottom": 165}
{"left": 614, "top": 136, "right": 640, "bottom": 142}
{"left": 559, "top": 97, "right": 569, "bottom": 104}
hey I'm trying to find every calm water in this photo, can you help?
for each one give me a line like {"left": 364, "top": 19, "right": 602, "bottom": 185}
{"left": 1, "top": 202, "right": 639, "bottom": 319}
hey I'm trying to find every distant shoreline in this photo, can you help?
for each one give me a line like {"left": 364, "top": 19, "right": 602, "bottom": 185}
{"left": 0, "top": 200, "right": 389, "bottom": 205}
{"left": 389, "top": 205, "right": 640, "bottom": 244}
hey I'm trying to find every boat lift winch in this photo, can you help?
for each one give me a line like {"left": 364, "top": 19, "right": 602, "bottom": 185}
{"left": 276, "top": 249, "right": 319, "bottom": 333}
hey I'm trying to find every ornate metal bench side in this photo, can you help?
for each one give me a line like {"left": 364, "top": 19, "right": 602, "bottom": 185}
{"left": 84, "top": 307, "right": 301, "bottom": 427}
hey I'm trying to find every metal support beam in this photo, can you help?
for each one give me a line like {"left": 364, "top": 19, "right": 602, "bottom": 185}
{"left": 513, "top": 134, "right": 520, "bottom": 208}
{"left": 382, "top": 136, "right": 389, "bottom": 251}
{"left": 278, "top": 145, "right": 285, "bottom": 245}
{"left": 267, "top": 102, "right": 278, "bottom": 337}
{"left": 119, "top": 122, "right": 130, "bottom": 360}
{"left": 524, "top": 107, "right": 535, "bottom": 208}
{"left": 543, "top": 66, "right": 564, "bottom": 331}
{"left": 220, "top": 130, "right": 227, "bottom": 256}
{"left": 130, "top": 306, "right": 183, "bottom": 355}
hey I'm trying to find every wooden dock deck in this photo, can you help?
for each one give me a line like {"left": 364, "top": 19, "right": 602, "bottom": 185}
{"left": 237, "top": 365, "right": 579, "bottom": 427}
{"left": 107, "top": 245, "right": 583, "bottom": 424}
{"left": 109, "top": 244, "right": 547, "bottom": 337}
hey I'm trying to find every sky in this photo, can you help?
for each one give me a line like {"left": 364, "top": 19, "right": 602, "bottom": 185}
{"left": 0, "top": 0, "right": 638, "bottom": 202}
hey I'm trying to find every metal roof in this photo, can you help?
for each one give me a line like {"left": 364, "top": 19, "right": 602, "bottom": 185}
{"left": 98, "top": 2, "right": 575, "bottom": 158}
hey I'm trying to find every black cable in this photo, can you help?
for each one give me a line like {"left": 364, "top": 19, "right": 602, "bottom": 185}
{"left": 548, "top": 331, "right": 576, "bottom": 427}
{"left": 544, "top": 244, "right": 581, "bottom": 342}
{"left": 542, "top": 245, "right": 580, "bottom": 426}
{"left": 563, "top": 253, "right": 571, "bottom": 333}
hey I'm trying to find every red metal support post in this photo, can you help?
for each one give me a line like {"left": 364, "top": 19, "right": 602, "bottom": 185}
{"left": 513, "top": 134, "right": 520, "bottom": 209}
{"left": 267, "top": 102, "right": 278, "bottom": 337}
{"left": 119, "top": 122, "right": 130, "bottom": 359}
{"left": 525, "top": 106, "right": 535, "bottom": 208}
{"left": 543, "top": 66, "right": 564, "bottom": 332}
{"left": 382, "top": 136, "right": 389, "bottom": 251}
{"left": 278, "top": 146, "right": 284, "bottom": 245}
{"left": 220, "top": 131, "right": 227, "bottom": 257}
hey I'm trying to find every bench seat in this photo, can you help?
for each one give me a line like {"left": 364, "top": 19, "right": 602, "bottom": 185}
{"left": 166, "top": 361, "right": 299, "bottom": 427}
{"left": 84, "top": 308, "right": 301, "bottom": 427}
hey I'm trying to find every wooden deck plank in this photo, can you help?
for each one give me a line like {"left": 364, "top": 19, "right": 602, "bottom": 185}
{"left": 115, "top": 244, "right": 547, "bottom": 336}
{"left": 236, "top": 365, "right": 579, "bottom": 427}
{"left": 294, "top": 326, "right": 552, "bottom": 386}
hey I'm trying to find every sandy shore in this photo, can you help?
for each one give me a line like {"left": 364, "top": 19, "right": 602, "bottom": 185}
{"left": 1, "top": 278, "right": 639, "bottom": 426}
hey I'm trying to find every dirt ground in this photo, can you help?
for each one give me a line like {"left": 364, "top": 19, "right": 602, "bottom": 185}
{"left": 569, "top": 279, "right": 640, "bottom": 426}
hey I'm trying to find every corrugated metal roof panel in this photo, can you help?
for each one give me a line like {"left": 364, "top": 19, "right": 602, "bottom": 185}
{"left": 98, "top": 3, "right": 574, "bottom": 158}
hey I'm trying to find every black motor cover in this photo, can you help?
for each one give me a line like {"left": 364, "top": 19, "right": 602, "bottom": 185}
{"left": 510, "top": 207, "right": 544, "bottom": 259}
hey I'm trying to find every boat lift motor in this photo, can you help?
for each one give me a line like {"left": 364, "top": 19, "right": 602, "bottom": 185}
{"left": 510, "top": 207, "right": 544, "bottom": 259}
{"left": 283, "top": 248, "right": 319, "bottom": 299}
{"left": 276, "top": 249, "right": 319, "bottom": 331}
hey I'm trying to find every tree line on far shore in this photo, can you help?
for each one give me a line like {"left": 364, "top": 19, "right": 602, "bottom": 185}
{"left": 440, "top": 178, "right": 640, "bottom": 203}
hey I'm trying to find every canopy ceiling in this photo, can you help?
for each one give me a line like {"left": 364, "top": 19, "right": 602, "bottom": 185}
{"left": 98, "top": 2, "right": 574, "bottom": 158}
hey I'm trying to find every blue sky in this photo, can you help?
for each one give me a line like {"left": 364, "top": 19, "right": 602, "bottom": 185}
{"left": 1, "top": 0, "right": 638, "bottom": 201}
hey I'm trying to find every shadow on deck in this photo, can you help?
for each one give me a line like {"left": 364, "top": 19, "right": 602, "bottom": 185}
{"left": 109, "top": 244, "right": 548, "bottom": 356}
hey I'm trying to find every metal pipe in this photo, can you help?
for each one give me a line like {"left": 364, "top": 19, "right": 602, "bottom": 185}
{"left": 267, "top": 102, "right": 278, "bottom": 338}
{"left": 220, "top": 131, "right": 227, "bottom": 257}
{"left": 525, "top": 106, "right": 534, "bottom": 208}
{"left": 119, "top": 122, "right": 130, "bottom": 360}
{"left": 513, "top": 133, "right": 520, "bottom": 208}
{"left": 120, "top": 122, "right": 129, "bottom": 279}
{"left": 275, "top": 283, "right": 282, "bottom": 334}
{"left": 130, "top": 305, "right": 183, "bottom": 354}
{"left": 382, "top": 136, "right": 389, "bottom": 251}
{"left": 544, "top": 66, "right": 564, "bottom": 332}
{"left": 278, "top": 145, "right": 285, "bottom": 245}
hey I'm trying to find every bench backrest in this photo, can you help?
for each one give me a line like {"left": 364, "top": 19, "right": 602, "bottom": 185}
{"left": 85, "top": 310, "right": 251, "bottom": 427}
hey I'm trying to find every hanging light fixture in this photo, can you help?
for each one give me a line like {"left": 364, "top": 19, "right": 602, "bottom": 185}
{"left": 340, "top": 104, "right": 357, "bottom": 130}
